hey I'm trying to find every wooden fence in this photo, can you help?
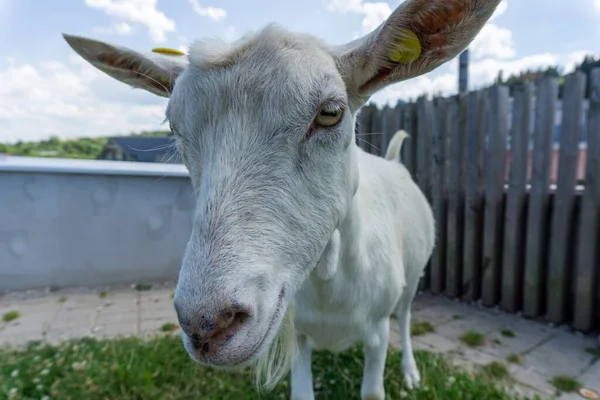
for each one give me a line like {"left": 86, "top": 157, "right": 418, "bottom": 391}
{"left": 356, "top": 69, "right": 600, "bottom": 332}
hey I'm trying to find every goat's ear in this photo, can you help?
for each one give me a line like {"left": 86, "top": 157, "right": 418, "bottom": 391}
{"left": 62, "top": 33, "right": 188, "bottom": 98}
{"left": 332, "top": 0, "right": 501, "bottom": 110}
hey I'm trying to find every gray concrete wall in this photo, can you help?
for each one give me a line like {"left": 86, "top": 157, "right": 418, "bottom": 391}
{"left": 0, "top": 156, "right": 194, "bottom": 291}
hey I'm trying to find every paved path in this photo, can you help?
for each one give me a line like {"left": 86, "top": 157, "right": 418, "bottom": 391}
{"left": 0, "top": 284, "right": 598, "bottom": 400}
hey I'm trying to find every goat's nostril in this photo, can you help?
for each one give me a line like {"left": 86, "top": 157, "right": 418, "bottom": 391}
{"left": 180, "top": 306, "right": 252, "bottom": 353}
{"left": 214, "top": 308, "right": 250, "bottom": 334}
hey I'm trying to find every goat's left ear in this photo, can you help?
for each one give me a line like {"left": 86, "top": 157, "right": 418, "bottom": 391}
{"left": 332, "top": 0, "right": 501, "bottom": 110}
{"left": 63, "top": 33, "right": 189, "bottom": 98}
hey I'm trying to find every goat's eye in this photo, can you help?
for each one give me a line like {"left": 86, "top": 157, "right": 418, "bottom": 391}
{"left": 314, "top": 107, "right": 344, "bottom": 127}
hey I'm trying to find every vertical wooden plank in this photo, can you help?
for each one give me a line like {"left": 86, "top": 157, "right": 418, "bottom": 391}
{"left": 380, "top": 106, "right": 395, "bottom": 157}
{"left": 416, "top": 97, "right": 434, "bottom": 290}
{"left": 523, "top": 77, "right": 559, "bottom": 318}
{"left": 356, "top": 104, "right": 375, "bottom": 151}
{"left": 547, "top": 72, "right": 587, "bottom": 324}
{"left": 445, "top": 94, "right": 467, "bottom": 298}
{"left": 501, "top": 82, "right": 533, "bottom": 312}
{"left": 370, "top": 106, "right": 384, "bottom": 156}
{"left": 402, "top": 103, "right": 417, "bottom": 176}
{"left": 462, "top": 90, "right": 487, "bottom": 301}
{"left": 482, "top": 85, "right": 510, "bottom": 306}
{"left": 416, "top": 97, "right": 434, "bottom": 202}
{"left": 573, "top": 68, "right": 600, "bottom": 332}
{"left": 430, "top": 97, "right": 448, "bottom": 294}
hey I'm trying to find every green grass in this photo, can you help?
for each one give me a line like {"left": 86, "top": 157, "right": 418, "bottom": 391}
{"left": 159, "top": 323, "right": 178, "bottom": 333}
{"left": 452, "top": 314, "right": 462, "bottom": 320}
{"left": 57, "top": 297, "right": 67, "bottom": 304}
{"left": 481, "top": 361, "right": 511, "bottom": 381}
{"left": 410, "top": 321, "right": 435, "bottom": 336}
{"left": 549, "top": 375, "right": 581, "bottom": 393}
{"left": 0, "top": 335, "right": 540, "bottom": 400}
{"left": 506, "top": 354, "right": 522, "bottom": 364}
{"left": 133, "top": 284, "right": 152, "bottom": 292}
{"left": 459, "top": 331, "right": 486, "bottom": 347}
{"left": 500, "top": 329, "right": 515, "bottom": 338}
{"left": 98, "top": 291, "right": 108, "bottom": 299}
{"left": 585, "top": 347, "right": 600, "bottom": 363}
{"left": 2, "top": 311, "right": 20, "bottom": 323}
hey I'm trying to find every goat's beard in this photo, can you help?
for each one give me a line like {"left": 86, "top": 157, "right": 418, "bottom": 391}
{"left": 252, "top": 302, "right": 297, "bottom": 391}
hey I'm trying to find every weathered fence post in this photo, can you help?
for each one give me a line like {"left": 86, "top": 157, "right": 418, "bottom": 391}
{"left": 370, "top": 106, "right": 384, "bottom": 156}
{"left": 482, "top": 85, "right": 510, "bottom": 306}
{"left": 401, "top": 102, "right": 417, "bottom": 176}
{"left": 547, "top": 71, "right": 587, "bottom": 324}
{"left": 380, "top": 105, "right": 396, "bottom": 157}
{"left": 462, "top": 90, "right": 486, "bottom": 301}
{"left": 523, "top": 77, "right": 558, "bottom": 318}
{"left": 501, "top": 82, "right": 533, "bottom": 312}
{"left": 356, "top": 104, "right": 375, "bottom": 151}
{"left": 416, "top": 97, "right": 434, "bottom": 290}
{"left": 573, "top": 68, "right": 600, "bottom": 332}
{"left": 446, "top": 94, "right": 467, "bottom": 298}
{"left": 430, "top": 98, "right": 448, "bottom": 294}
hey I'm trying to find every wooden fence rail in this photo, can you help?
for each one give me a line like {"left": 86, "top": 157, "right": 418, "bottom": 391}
{"left": 356, "top": 69, "right": 600, "bottom": 332}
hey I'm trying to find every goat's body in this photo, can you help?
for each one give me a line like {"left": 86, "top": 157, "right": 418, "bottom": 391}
{"left": 294, "top": 139, "right": 435, "bottom": 397}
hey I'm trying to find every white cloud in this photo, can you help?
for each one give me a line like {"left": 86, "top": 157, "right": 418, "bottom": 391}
{"left": 113, "top": 21, "right": 133, "bottom": 34}
{"left": 223, "top": 25, "right": 239, "bottom": 42}
{"left": 360, "top": 2, "right": 392, "bottom": 33}
{"left": 188, "top": 0, "right": 227, "bottom": 21}
{"left": 490, "top": 0, "right": 508, "bottom": 22}
{"left": 0, "top": 57, "right": 167, "bottom": 143}
{"left": 327, "top": 0, "right": 363, "bottom": 13}
{"left": 471, "top": 24, "right": 515, "bottom": 60}
{"left": 93, "top": 21, "right": 133, "bottom": 36}
{"left": 327, "top": 0, "right": 391, "bottom": 34}
{"left": 84, "top": 0, "right": 175, "bottom": 42}
{"left": 369, "top": 50, "right": 589, "bottom": 107}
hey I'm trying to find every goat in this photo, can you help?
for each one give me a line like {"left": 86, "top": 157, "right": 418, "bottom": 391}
{"left": 63, "top": 0, "right": 501, "bottom": 398}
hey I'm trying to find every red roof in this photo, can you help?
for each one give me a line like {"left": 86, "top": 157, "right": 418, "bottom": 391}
{"left": 504, "top": 147, "right": 587, "bottom": 184}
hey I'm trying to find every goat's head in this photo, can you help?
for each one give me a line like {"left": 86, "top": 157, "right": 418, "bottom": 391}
{"left": 64, "top": 0, "right": 500, "bottom": 389}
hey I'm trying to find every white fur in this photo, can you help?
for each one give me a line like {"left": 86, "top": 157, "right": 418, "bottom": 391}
{"left": 62, "top": 1, "right": 500, "bottom": 398}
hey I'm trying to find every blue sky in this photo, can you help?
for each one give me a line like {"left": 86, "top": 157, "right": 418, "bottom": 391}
{"left": 1, "top": 0, "right": 599, "bottom": 142}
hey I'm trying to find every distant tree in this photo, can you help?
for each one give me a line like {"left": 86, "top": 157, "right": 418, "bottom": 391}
{"left": 0, "top": 130, "right": 172, "bottom": 160}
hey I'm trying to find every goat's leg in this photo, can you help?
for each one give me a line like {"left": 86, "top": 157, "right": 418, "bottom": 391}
{"left": 291, "top": 334, "right": 314, "bottom": 400}
{"left": 360, "top": 317, "right": 390, "bottom": 400}
{"left": 395, "top": 275, "right": 421, "bottom": 389}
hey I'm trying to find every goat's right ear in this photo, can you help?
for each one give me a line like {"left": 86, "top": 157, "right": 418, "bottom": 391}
{"left": 62, "top": 33, "right": 189, "bottom": 98}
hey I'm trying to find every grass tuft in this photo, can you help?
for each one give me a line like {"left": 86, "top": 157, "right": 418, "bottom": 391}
{"left": 411, "top": 321, "right": 435, "bottom": 336}
{"left": 460, "top": 330, "right": 486, "bottom": 347}
{"left": 549, "top": 375, "right": 581, "bottom": 393}
{"left": 481, "top": 361, "right": 511, "bottom": 380}
{"left": 159, "top": 323, "right": 178, "bottom": 332}
{"left": 585, "top": 347, "right": 600, "bottom": 363}
{"left": 133, "top": 284, "right": 152, "bottom": 291}
{"left": 506, "top": 353, "right": 522, "bottom": 364}
{"left": 2, "top": 311, "right": 20, "bottom": 323}
{"left": 57, "top": 296, "right": 67, "bottom": 304}
{"left": 0, "top": 335, "right": 539, "bottom": 400}
{"left": 98, "top": 291, "right": 108, "bottom": 299}
{"left": 500, "top": 329, "right": 515, "bottom": 338}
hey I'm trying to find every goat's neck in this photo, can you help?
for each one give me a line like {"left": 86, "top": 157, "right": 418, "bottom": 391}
{"left": 312, "top": 185, "right": 365, "bottom": 282}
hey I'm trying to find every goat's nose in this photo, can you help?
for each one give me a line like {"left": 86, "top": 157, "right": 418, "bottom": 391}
{"left": 175, "top": 303, "right": 252, "bottom": 353}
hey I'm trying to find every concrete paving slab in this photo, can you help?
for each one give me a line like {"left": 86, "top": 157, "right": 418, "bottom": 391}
{"left": 524, "top": 332, "right": 598, "bottom": 378}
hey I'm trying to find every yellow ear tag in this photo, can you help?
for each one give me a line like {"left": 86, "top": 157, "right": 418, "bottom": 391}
{"left": 151, "top": 47, "right": 186, "bottom": 56}
{"left": 389, "top": 30, "right": 421, "bottom": 63}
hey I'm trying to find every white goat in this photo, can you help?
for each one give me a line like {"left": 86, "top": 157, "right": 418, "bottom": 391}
{"left": 63, "top": 0, "right": 500, "bottom": 398}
